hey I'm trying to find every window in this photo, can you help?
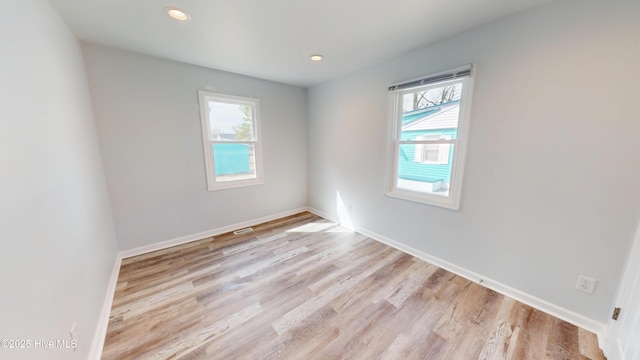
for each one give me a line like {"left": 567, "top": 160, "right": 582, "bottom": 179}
{"left": 198, "top": 91, "right": 263, "bottom": 191}
{"left": 386, "top": 65, "right": 474, "bottom": 210}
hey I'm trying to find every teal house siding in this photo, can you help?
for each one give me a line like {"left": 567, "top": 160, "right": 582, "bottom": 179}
{"left": 399, "top": 128, "right": 457, "bottom": 183}
{"left": 213, "top": 143, "right": 251, "bottom": 176}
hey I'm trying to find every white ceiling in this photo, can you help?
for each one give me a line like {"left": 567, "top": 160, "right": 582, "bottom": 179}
{"left": 49, "top": 0, "right": 557, "bottom": 88}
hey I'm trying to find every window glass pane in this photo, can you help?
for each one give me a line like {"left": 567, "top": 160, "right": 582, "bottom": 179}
{"left": 397, "top": 143, "right": 455, "bottom": 197}
{"left": 423, "top": 144, "right": 440, "bottom": 162}
{"left": 213, "top": 143, "right": 256, "bottom": 182}
{"left": 400, "top": 83, "right": 462, "bottom": 138}
{"left": 208, "top": 101, "right": 254, "bottom": 141}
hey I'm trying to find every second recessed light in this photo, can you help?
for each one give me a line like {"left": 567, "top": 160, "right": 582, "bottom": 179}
{"left": 165, "top": 7, "right": 191, "bottom": 21}
{"left": 310, "top": 54, "right": 324, "bottom": 62}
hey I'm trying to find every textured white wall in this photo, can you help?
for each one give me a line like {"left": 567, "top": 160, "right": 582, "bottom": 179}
{"left": 0, "top": 1, "right": 118, "bottom": 359}
{"left": 83, "top": 44, "right": 308, "bottom": 251}
{"left": 307, "top": 0, "right": 640, "bottom": 323}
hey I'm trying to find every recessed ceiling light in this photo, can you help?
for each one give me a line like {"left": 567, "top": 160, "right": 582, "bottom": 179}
{"left": 310, "top": 54, "right": 324, "bottom": 62}
{"left": 165, "top": 7, "right": 191, "bottom": 22}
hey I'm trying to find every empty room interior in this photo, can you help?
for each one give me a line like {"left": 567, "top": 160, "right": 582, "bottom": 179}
{"left": 2, "top": 0, "right": 640, "bottom": 359}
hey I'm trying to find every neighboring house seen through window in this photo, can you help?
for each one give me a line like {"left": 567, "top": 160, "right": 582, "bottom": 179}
{"left": 386, "top": 65, "right": 474, "bottom": 210}
{"left": 198, "top": 91, "right": 264, "bottom": 191}
{"left": 414, "top": 134, "right": 451, "bottom": 165}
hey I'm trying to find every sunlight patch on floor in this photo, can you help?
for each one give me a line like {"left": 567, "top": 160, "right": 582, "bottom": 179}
{"left": 286, "top": 222, "right": 335, "bottom": 233}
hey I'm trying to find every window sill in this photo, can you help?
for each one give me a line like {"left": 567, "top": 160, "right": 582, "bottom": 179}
{"left": 207, "top": 177, "right": 264, "bottom": 191}
{"left": 385, "top": 188, "right": 460, "bottom": 210}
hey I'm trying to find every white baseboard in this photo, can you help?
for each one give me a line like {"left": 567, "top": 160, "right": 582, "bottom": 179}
{"left": 307, "top": 207, "right": 606, "bottom": 335}
{"left": 119, "top": 207, "right": 309, "bottom": 259}
{"left": 88, "top": 254, "right": 122, "bottom": 360}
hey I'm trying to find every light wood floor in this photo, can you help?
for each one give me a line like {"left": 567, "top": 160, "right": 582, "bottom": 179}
{"left": 103, "top": 212, "right": 606, "bottom": 360}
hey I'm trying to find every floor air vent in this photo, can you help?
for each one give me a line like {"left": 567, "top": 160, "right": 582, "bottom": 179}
{"left": 233, "top": 227, "right": 254, "bottom": 235}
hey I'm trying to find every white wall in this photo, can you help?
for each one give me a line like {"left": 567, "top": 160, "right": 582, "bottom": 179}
{"left": 82, "top": 44, "right": 308, "bottom": 251}
{"left": 307, "top": 0, "right": 640, "bottom": 324}
{"left": 0, "top": 1, "right": 119, "bottom": 359}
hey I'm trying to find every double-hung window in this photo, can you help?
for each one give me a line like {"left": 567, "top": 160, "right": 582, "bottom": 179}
{"left": 198, "top": 91, "right": 264, "bottom": 191}
{"left": 386, "top": 65, "right": 474, "bottom": 210}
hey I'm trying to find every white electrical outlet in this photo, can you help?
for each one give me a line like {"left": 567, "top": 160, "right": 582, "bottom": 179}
{"left": 576, "top": 275, "right": 597, "bottom": 294}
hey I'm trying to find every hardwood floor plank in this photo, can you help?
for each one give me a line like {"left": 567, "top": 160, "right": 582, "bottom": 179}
{"left": 377, "top": 333, "right": 411, "bottom": 360}
{"left": 509, "top": 302, "right": 553, "bottom": 360}
{"left": 578, "top": 328, "right": 606, "bottom": 360}
{"left": 265, "top": 305, "right": 340, "bottom": 360}
{"left": 384, "top": 260, "right": 438, "bottom": 309}
{"left": 547, "top": 319, "right": 581, "bottom": 359}
{"left": 156, "top": 302, "right": 263, "bottom": 359}
{"left": 271, "top": 250, "right": 404, "bottom": 335}
{"left": 478, "top": 297, "right": 517, "bottom": 360}
{"left": 407, "top": 331, "right": 448, "bottom": 360}
{"left": 102, "top": 212, "right": 606, "bottom": 360}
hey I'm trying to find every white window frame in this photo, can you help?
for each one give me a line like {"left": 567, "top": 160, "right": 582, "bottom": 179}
{"left": 385, "top": 65, "right": 475, "bottom": 210}
{"left": 198, "top": 91, "right": 264, "bottom": 191}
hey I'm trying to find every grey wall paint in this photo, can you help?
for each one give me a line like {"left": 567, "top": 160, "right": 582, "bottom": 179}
{"left": 307, "top": 0, "right": 640, "bottom": 323}
{"left": 83, "top": 44, "right": 308, "bottom": 251}
{"left": 0, "top": 1, "right": 119, "bottom": 359}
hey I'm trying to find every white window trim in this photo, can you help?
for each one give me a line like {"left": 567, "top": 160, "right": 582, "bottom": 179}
{"left": 198, "top": 91, "right": 264, "bottom": 191}
{"left": 385, "top": 65, "right": 475, "bottom": 210}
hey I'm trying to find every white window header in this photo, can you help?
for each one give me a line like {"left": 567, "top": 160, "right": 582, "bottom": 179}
{"left": 388, "top": 64, "right": 473, "bottom": 92}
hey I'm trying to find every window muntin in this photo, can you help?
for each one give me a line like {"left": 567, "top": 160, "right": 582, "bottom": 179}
{"left": 198, "top": 91, "right": 263, "bottom": 191}
{"left": 386, "top": 66, "right": 474, "bottom": 209}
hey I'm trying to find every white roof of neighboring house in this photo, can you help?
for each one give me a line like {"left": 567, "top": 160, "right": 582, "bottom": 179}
{"left": 402, "top": 102, "right": 460, "bottom": 131}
